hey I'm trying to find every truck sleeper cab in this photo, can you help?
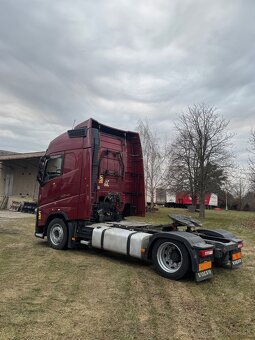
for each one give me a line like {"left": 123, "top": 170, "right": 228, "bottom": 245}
{"left": 35, "top": 118, "right": 242, "bottom": 282}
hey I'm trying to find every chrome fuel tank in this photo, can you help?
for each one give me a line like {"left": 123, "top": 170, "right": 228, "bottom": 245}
{"left": 91, "top": 226, "right": 151, "bottom": 259}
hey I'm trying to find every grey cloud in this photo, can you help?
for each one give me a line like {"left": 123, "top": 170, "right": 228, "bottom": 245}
{"left": 0, "top": 0, "right": 254, "bottom": 165}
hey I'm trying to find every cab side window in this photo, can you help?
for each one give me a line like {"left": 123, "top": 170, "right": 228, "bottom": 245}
{"left": 44, "top": 155, "right": 63, "bottom": 181}
{"left": 63, "top": 152, "right": 77, "bottom": 174}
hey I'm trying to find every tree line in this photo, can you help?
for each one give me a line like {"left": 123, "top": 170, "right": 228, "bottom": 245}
{"left": 138, "top": 103, "right": 255, "bottom": 218}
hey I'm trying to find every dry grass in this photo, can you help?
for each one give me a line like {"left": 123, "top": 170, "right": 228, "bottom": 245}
{"left": 0, "top": 208, "right": 255, "bottom": 339}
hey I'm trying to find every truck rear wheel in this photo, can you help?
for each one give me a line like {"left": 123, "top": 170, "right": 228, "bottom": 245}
{"left": 47, "top": 218, "right": 68, "bottom": 250}
{"left": 152, "top": 239, "right": 190, "bottom": 280}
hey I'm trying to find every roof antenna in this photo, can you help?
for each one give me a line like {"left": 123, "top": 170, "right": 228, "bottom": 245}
{"left": 72, "top": 119, "right": 76, "bottom": 129}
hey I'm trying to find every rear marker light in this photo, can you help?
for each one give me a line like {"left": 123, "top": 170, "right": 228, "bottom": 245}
{"left": 232, "top": 252, "right": 241, "bottom": 261}
{"left": 238, "top": 242, "right": 243, "bottom": 249}
{"left": 199, "top": 261, "right": 212, "bottom": 271}
{"left": 199, "top": 249, "right": 214, "bottom": 257}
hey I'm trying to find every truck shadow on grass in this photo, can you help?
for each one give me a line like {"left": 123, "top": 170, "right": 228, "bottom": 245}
{"left": 35, "top": 240, "right": 200, "bottom": 283}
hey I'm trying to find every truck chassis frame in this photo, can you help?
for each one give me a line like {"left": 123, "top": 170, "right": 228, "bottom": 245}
{"left": 36, "top": 214, "right": 243, "bottom": 282}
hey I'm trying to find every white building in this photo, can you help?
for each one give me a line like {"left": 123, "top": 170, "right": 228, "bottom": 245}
{"left": 0, "top": 151, "right": 44, "bottom": 209}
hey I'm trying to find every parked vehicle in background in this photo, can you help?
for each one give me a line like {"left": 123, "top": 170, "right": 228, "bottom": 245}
{"left": 164, "top": 191, "right": 218, "bottom": 209}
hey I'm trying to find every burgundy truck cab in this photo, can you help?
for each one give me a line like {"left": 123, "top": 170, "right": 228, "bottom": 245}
{"left": 36, "top": 118, "right": 145, "bottom": 237}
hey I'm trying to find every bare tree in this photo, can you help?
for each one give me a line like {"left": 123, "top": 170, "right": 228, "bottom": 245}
{"left": 167, "top": 130, "right": 199, "bottom": 206}
{"left": 228, "top": 167, "right": 249, "bottom": 210}
{"left": 171, "top": 104, "right": 233, "bottom": 218}
{"left": 137, "top": 120, "right": 171, "bottom": 207}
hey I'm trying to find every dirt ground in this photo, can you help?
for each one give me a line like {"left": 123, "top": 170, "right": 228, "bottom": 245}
{"left": 0, "top": 208, "right": 255, "bottom": 339}
{"left": 0, "top": 210, "right": 34, "bottom": 219}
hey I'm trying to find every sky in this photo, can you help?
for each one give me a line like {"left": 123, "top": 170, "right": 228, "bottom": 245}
{"left": 0, "top": 0, "right": 255, "bottom": 165}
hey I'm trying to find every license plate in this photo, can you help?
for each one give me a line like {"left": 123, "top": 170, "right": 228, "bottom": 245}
{"left": 231, "top": 258, "right": 242, "bottom": 268}
{"left": 195, "top": 269, "right": 213, "bottom": 282}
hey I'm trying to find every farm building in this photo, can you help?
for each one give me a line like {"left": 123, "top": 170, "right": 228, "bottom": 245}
{"left": 0, "top": 150, "right": 44, "bottom": 210}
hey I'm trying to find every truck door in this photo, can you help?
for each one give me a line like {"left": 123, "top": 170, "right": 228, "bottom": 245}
{"left": 39, "top": 154, "right": 63, "bottom": 206}
{"left": 58, "top": 150, "right": 82, "bottom": 220}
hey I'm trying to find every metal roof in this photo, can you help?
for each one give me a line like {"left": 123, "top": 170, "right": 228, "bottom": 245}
{"left": 0, "top": 151, "right": 45, "bottom": 161}
{"left": 0, "top": 150, "right": 16, "bottom": 156}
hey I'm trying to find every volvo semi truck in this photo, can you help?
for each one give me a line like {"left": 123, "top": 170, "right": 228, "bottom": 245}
{"left": 35, "top": 118, "right": 242, "bottom": 281}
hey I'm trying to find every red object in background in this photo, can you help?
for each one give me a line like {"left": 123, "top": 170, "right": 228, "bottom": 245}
{"left": 175, "top": 192, "right": 218, "bottom": 207}
{"left": 176, "top": 192, "right": 193, "bottom": 205}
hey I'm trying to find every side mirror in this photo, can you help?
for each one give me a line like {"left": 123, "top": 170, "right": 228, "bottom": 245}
{"left": 37, "top": 174, "right": 44, "bottom": 186}
{"left": 37, "top": 156, "right": 47, "bottom": 186}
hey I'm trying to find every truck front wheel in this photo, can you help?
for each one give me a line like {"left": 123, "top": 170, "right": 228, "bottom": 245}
{"left": 47, "top": 218, "right": 68, "bottom": 250}
{"left": 152, "top": 239, "right": 190, "bottom": 280}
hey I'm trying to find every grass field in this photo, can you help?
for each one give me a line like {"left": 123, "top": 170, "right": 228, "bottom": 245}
{"left": 0, "top": 208, "right": 255, "bottom": 340}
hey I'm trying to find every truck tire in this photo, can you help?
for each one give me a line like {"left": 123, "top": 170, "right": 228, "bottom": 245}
{"left": 47, "top": 218, "right": 68, "bottom": 250}
{"left": 152, "top": 239, "right": 190, "bottom": 280}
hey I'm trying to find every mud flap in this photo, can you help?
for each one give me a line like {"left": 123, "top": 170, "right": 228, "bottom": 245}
{"left": 231, "top": 251, "right": 242, "bottom": 268}
{"left": 195, "top": 269, "right": 213, "bottom": 282}
{"left": 231, "top": 258, "right": 242, "bottom": 268}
